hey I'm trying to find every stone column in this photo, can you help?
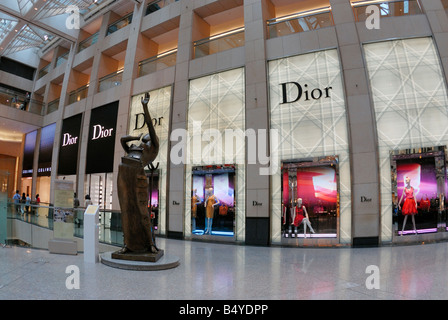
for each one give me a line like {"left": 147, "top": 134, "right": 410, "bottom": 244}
{"left": 330, "top": 0, "right": 380, "bottom": 246}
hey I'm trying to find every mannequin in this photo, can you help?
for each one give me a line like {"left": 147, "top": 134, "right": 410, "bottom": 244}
{"left": 292, "top": 198, "right": 315, "bottom": 238}
{"left": 204, "top": 188, "right": 220, "bottom": 235}
{"left": 397, "top": 176, "right": 418, "bottom": 235}
{"left": 191, "top": 189, "right": 201, "bottom": 231}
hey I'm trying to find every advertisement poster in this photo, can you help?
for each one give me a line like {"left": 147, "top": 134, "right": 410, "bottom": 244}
{"left": 53, "top": 180, "right": 74, "bottom": 240}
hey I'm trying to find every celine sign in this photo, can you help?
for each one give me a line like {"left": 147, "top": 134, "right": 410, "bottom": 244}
{"left": 280, "top": 82, "right": 332, "bottom": 104}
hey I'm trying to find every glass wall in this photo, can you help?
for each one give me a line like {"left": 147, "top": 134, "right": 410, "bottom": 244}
{"left": 129, "top": 86, "right": 172, "bottom": 236}
{"left": 268, "top": 49, "right": 351, "bottom": 245}
{"left": 363, "top": 37, "right": 448, "bottom": 242}
{"left": 185, "top": 68, "right": 246, "bottom": 241}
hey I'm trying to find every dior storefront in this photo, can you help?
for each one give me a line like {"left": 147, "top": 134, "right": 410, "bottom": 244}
{"left": 268, "top": 49, "right": 352, "bottom": 246}
{"left": 363, "top": 37, "right": 448, "bottom": 243}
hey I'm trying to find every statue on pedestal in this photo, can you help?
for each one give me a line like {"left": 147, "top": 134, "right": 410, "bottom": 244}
{"left": 113, "top": 92, "right": 163, "bottom": 262}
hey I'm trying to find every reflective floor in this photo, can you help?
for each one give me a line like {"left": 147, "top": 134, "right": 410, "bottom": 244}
{"left": 1, "top": 237, "right": 448, "bottom": 300}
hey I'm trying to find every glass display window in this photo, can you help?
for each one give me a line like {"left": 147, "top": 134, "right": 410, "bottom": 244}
{"left": 190, "top": 165, "right": 236, "bottom": 238}
{"left": 390, "top": 147, "right": 447, "bottom": 236}
{"left": 281, "top": 156, "right": 339, "bottom": 240}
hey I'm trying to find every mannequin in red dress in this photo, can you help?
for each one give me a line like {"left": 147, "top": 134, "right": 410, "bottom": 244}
{"left": 397, "top": 176, "right": 418, "bottom": 235}
{"left": 291, "top": 198, "right": 315, "bottom": 238}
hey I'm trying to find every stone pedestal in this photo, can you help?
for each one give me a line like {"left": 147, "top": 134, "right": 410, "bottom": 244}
{"left": 111, "top": 249, "right": 164, "bottom": 262}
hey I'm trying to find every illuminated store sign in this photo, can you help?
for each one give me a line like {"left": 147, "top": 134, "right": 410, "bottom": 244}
{"left": 22, "top": 130, "right": 37, "bottom": 177}
{"left": 86, "top": 101, "right": 118, "bottom": 174}
{"left": 58, "top": 113, "right": 82, "bottom": 176}
{"left": 38, "top": 123, "right": 56, "bottom": 176}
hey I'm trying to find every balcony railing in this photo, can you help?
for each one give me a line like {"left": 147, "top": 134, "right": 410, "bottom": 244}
{"left": 37, "top": 64, "right": 50, "bottom": 79}
{"left": 2, "top": 201, "right": 125, "bottom": 248}
{"left": 106, "top": 13, "right": 133, "bottom": 36}
{"left": 68, "top": 84, "right": 89, "bottom": 104}
{"left": 77, "top": 32, "right": 99, "bottom": 53}
{"left": 55, "top": 52, "right": 69, "bottom": 67}
{"left": 98, "top": 69, "right": 123, "bottom": 92}
{"left": 46, "top": 99, "right": 59, "bottom": 114}
{"left": 138, "top": 49, "right": 177, "bottom": 77}
{"left": 0, "top": 88, "right": 43, "bottom": 115}
{"left": 145, "top": 0, "right": 179, "bottom": 15}
{"left": 267, "top": 7, "right": 334, "bottom": 39}
{"left": 193, "top": 28, "right": 245, "bottom": 59}
{"left": 352, "top": 0, "right": 423, "bottom": 21}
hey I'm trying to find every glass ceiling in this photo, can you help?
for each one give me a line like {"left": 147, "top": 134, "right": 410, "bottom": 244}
{"left": 0, "top": 0, "right": 112, "bottom": 56}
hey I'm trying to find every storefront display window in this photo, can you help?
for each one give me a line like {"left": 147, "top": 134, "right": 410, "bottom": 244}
{"left": 391, "top": 147, "right": 447, "bottom": 236}
{"left": 191, "top": 165, "right": 235, "bottom": 237}
{"left": 282, "top": 157, "right": 339, "bottom": 238}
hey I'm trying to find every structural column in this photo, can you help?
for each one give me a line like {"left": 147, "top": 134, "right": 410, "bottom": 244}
{"left": 243, "top": 0, "right": 272, "bottom": 245}
{"left": 166, "top": 3, "right": 193, "bottom": 238}
{"left": 330, "top": 0, "right": 380, "bottom": 246}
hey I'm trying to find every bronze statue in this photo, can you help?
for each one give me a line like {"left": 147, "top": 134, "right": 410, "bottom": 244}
{"left": 113, "top": 92, "right": 162, "bottom": 261}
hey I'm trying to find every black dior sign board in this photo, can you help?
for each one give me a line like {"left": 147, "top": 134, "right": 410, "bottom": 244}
{"left": 85, "top": 101, "right": 119, "bottom": 174}
{"left": 58, "top": 113, "right": 82, "bottom": 175}
{"left": 37, "top": 123, "right": 56, "bottom": 176}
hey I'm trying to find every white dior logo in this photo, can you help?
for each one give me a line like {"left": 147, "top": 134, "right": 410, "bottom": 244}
{"left": 92, "top": 124, "right": 114, "bottom": 140}
{"left": 62, "top": 133, "right": 78, "bottom": 146}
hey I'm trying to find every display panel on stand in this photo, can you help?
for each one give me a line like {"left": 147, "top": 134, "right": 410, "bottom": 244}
{"left": 191, "top": 165, "right": 236, "bottom": 238}
{"left": 281, "top": 157, "right": 339, "bottom": 239}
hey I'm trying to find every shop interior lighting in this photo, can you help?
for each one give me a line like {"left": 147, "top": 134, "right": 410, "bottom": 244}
{"left": 273, "top": 7, "right": 331, "bottom": 23}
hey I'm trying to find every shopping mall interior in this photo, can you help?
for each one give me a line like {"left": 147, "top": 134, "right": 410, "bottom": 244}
{"left": 1, "top": 0, "right": 448, "bottom": 301}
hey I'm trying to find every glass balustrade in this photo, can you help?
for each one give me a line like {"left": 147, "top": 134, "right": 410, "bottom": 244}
{"left": 68, "top": 84, "right": 89, "bottom": 104}
{"left": 106, "top": 13, "right": 133, "bottom": 36}
{"left": 55, "top": 52, "right": 69, "bottom": 67}
{"left": 138, "top": 49, "right": 177, "bottom": 77}
{"left": 145, "top": 0, "right": 179, "bottom": 15}
{"left": 98, "top": 69, "right": 123, "bottom": 92}
{"left": 77, "top": 32, "right": 99, "bottom": 53}
{"left": 193, "top": 28, "right": 245, "bottom": 59}
{"left": 352, "top": 0, "right": 422, "bottom": 21}
{"left": 46, "top": 99, "right": 59, "bottom": 114}
{"left": 267, "top": 8, "right": 334, "bottom": 39}
{"left": 37, "top": 64, "right": 50, "bottom": 79}
{"left": 0, "top": 88, "right": 43, "bottom": 115}
{"left": 1, "top": 200, "right": 125, "bottom": 247}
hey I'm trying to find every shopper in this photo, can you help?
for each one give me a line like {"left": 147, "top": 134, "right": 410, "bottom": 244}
{"left": 73, "top": 193, "right": 80, "bottom": 208}
{"left": 34, "top": 194, "right": 40, "bottom": 216}
{"left": 84, "top": 194, "right": 93, "bottom": 207}
{"left": 12, "top": 190, "right": 21, "bottom": 214}
{"left": 21, "top": 193, "right": 26, "bottom": 214}
{"left": 25, "top": 194, "right": 31, "bottom": 213}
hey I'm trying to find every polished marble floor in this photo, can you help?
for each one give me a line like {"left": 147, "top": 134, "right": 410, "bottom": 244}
{"left": 1, "top": 237, "right": 448, "bottom": 301}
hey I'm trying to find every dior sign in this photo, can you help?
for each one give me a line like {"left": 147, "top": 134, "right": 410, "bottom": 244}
{"left": 91, "top": 125, "right": 114, "bottom": 140}
{"left": 62, "top": 133, "right": 78, "bottom": 147}
{"left": 280, "top": 82, "right": 332, "bottom": 104}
